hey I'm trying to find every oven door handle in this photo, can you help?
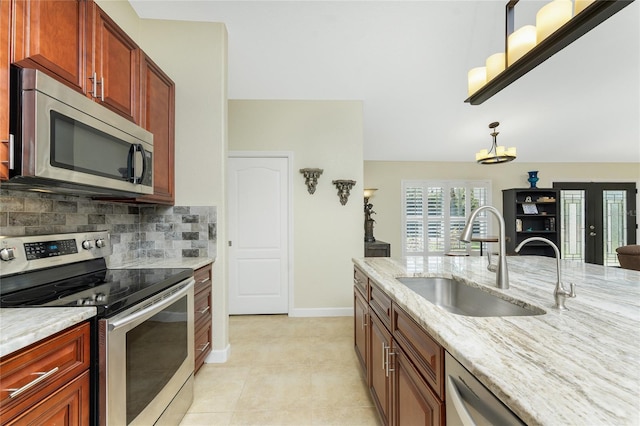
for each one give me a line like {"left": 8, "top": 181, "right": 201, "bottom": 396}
{"left": 108, "top": 279, "right": 193, "bottom": 331}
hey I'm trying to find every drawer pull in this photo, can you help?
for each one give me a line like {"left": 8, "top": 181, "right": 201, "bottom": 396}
{"left": 198, "top": 342, "right": 211, "bottom": 352}
{"left": 198, "top": 277, "right": 211, "bottom": 284}
{"left": 6, "top": 367, "right": 59, "bottom": 399}
{"left": 198, "top": 306, "right": 211, "bottom": 315}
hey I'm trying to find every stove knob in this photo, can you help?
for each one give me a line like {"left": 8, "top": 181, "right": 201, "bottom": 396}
{"left": 95, "top": 239, "right": 106, "bottom": 249}
{"left": 82, "top": 240, "right": 94, "bottom": 250}
{"left": 0, "top": 247, "right": 15, "bottom": 261}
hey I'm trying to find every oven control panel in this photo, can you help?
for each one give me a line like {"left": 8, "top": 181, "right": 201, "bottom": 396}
{"left": 0, "top": 231, "right": 112, "bottom": 276}
{"left": 24, "top": 239, "right": 79, "bottom": 260}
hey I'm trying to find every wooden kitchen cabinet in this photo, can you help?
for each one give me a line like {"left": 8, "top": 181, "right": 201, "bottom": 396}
{"left": 354, "top": 266, "right": 369, "bottom": 376}
{"left": 134, "top": 53, "right": 175, "bottom": 205}
{"left": 354, "top": 266, "right": 445, "bottom": 426}
{"left": 12, "top": 0, "right": 138, "bottom": 121}
{"left": 194, "top": 263, "right": 213, "bottom": 374}
{"left": 11, "top": 0, "right": 87, "bottom": 93}
{"left": 0, "top": 321, "right": 91, "bottom": 425}
{"left": 1, "top": 0, "right": 10, "bottom": 180}
{"left": 354, "top": 286, "right": 368, "bottom": 373}
{"left": 392, "top": 343, "right": 443, "bottom": 426}
{"left": 7, "top": 0, "right": 175, "bottom": 204}
{"left": 87, "top": 2, "right": 139, "bottom": 121}
{"left": 369, "top": 310, "right": 392, "bottom": 426}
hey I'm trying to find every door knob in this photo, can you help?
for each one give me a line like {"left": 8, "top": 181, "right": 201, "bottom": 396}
{"left": 589, "top": 232, "right": 596, "bottom": 236}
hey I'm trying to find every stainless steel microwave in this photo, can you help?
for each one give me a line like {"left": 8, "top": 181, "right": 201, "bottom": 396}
{"left": 5, "top": 67, "right": 153, "bottom": 197}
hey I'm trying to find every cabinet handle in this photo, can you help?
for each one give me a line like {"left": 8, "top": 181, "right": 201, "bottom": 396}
{"left": 387, "top": 350, "right": 395, "bottom": 374}
{"left": 198, "top": 342, "right": 211, "bottom": 352}
{"left": 8, "top": 134, "right": 14, "bottom": 170}
{"left": 89, "top": 72, "right": 98, "bottom": 98}
{"left": 199, "top": 277, "right": 211, "bottom": 284}
{"left": 361, "top": 313, "right": 368, "bottom": 330}
{"left": 6, "top": 367, "right": 59, "bottom": 399}
{"left": 99, "top": 77, "right": 104, "bottom": 101}
{"left": 197, "top": 306, "right": 210, "bottom": 315}
{"left": 382, "top": 342, "right": 387, "bottom": 372}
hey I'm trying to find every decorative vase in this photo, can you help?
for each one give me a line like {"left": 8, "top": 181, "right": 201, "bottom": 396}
{"left": 527, "top": 171, "right": 539, "bottom": 188}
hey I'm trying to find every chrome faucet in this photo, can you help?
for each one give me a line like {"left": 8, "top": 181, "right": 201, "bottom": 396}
{"left": 460, "top": 206, "right": 509, "bottom": 289}
{"left": 515, "top": 237, "right": 576, "bottom": 310}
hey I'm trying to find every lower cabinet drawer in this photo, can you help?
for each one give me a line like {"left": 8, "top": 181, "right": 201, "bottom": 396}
{"left": 392, "top": 305, "right": 444, "bottom": 399}
{"left": 194, "top": 322, "right": 212, "bottom": 374}
{"left": 0, "top": 322, "right": 90, "bottom": 423}
{"left": 370, "top": 282, "right": 392, "bottom": 329}
{"left": 195, "top": 287, "right": 212, "bottom": 327}
{"left": 3, "top": 370, "right": 90, "bottom": 426}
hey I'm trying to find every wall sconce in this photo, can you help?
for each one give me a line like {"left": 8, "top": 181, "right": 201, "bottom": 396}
{"left": 364, "top": 188, "right": 378, "bottom": 242}
{"left": 465, "top": 0, "right": 633, "bottom": 105}
{"left": 332, "top": 180, "right": 356, "bottom": 205}
{"left": 300, "top": 168, "right": 323, "bottom": 194}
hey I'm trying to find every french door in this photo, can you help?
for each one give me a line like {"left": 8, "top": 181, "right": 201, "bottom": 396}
{"left": 553, "top": 182, "right": 636, "bottom": 266}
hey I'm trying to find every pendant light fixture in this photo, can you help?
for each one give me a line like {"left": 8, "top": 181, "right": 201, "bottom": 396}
{"left": 465, "top": 0, "right": 634, "bottom": 105}
{"left": 475, "top": 122, "right": 516, "bottom": 164}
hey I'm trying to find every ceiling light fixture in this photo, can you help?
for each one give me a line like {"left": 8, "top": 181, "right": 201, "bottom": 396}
{"left": 466, "top": 0, "right": 634, "bottom": 105}
{"left": 475, "top": 122, "right": 516, "bottom": 164}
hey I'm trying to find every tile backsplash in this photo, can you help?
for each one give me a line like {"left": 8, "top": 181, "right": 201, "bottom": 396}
{"left": 0, "top": 189, "right": 217, "bottom": 264}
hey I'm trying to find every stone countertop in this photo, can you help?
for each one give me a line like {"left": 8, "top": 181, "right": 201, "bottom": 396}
{"left": 0, "top": 307, "right": 96, "bottom": 358}
{"left": 353, "top": 255, "right": 640, "bottom": 426}
{"left": 0, "top": 257, "right": 214, "bottom": 358}
{"left": 107, "top": 256, "right": 215, "bottom": 270}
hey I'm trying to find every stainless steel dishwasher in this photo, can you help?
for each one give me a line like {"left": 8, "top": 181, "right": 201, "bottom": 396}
{"left": 445, "top": 352, "right": 525, "bottom": 426}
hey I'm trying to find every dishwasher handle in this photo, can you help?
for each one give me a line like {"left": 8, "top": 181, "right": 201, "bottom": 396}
{"left": 447, "top": 375, "right": 478, "bottom": 426}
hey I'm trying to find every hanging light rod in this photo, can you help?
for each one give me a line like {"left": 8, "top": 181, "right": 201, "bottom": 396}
{"left": 465, "top": 0, "right": 635, "bottom": 106}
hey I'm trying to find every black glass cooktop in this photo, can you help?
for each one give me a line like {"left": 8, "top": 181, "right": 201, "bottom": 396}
{"left": 0, "top": 259, "right": 192, "bottom": 317}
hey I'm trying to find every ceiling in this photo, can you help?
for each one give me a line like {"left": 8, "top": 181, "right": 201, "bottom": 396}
{"left": 129, "top": 0, "right": 639, "bottom": 163}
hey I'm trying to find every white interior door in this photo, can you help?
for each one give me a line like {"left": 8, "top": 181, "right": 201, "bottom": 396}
{"left": 227, "top": 156, "right": 289, "bottom": 314}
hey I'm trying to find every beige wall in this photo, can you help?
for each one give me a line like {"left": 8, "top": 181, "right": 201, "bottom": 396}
{"left": 364, "top": 161, "right": 640, "bottom": 256}
{"left": 229, "top": 100, "right": 364, "bottom": 314}
{"left": 96, "top": 0, "right": 230, "bottom": 359}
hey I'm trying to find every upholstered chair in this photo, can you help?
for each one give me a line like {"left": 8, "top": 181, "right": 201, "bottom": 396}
{"left": 616, "top": 245, "right": 640, "bottom": 271}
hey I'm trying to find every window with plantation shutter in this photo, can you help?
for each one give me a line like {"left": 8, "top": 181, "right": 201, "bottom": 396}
{"left": 402, "top": 180, "right": 491, "bottom": 256}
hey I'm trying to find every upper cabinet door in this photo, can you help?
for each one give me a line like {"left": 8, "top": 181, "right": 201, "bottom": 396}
{"left": 11, "top": 0, "right": 86, "bottom": 93}
{"left": 137, "top": 53, "right": 175, "bottom": 205}
{"left": 1, "top": 0, "right": 11, "bottom": 180}
{"left": 88, "top": 3, "right": 139, "bottom": 122}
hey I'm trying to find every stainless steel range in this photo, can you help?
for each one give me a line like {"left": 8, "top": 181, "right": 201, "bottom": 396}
{"left": 0, "top": 231, "right": 195, "bottom": 425}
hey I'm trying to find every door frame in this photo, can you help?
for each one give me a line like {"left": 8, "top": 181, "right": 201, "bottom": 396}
{"left": 554, "top": 182, "right": 637, "bottom": 265}
{"left": 227, "top": 151, "right": 295, "bottom": 314}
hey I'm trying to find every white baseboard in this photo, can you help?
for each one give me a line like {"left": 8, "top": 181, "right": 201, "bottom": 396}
{"left": 288, "top": 307, "right": 354, "bottom": 317}
{"left": 204, "top": 343, "right": 231, "bottom": 364}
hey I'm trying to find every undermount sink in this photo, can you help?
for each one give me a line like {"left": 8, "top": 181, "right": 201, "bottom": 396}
{"left": 395, "top": 277, "right": 545, "bottom": 317}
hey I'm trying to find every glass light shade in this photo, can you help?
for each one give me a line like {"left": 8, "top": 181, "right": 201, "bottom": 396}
{"left": 363, "top": 188, "right": 378, "bottom": 198}
{"left": 486, "top": 53, "right": 506, "bottom": 81}
{"left": 467, "top": 67, "right": 487, "bottom": 96}
{"left": 574, "top": 0, "right": 595, "bottom": 14}
{"left": 507, "top": 25, "right": 537, "bottom": 66}
{"left": 506, "top": 147, "right": 517, "bottom": 157}
{"left": 536, "top": 0, "right": 573, "bottom": 42}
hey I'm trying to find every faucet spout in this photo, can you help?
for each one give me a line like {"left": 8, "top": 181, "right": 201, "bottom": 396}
{"left": 460, "top": 205, "right": 509, "bottom": 289}
{"left": 515, "top": 237, "right": 576, "bottom": 310}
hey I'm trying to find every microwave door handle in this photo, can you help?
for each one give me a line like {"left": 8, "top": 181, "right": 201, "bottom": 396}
{"left": 127, "top": 144, "right": 136, "bottom": 183}
{"left": 137, "top": 144, "right": 147, "bottom": 184}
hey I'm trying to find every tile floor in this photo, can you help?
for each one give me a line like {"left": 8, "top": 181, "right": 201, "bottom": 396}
{"left": 180, "top": 315, "right": 381, "bottom": 426}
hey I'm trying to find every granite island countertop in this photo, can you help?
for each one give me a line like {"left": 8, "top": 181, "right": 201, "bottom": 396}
{"left": 353, "top": 255, "right": 640, "bottom": 426}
